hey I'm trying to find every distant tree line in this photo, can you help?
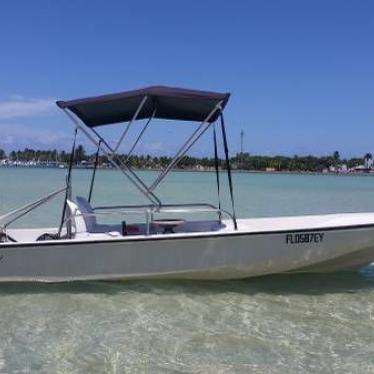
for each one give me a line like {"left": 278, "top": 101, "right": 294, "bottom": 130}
{"left": 231, "top": 151, "right": 369, "bottom": 172}
{"left": 0, "top": 147, "right": 372, "bottom": 172}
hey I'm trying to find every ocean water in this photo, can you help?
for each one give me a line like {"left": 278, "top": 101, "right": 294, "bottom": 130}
{"left": 0, "top": 168, "right": 374, "bottom": 373}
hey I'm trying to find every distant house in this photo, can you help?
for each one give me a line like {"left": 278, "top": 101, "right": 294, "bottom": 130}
{"left": 329, "top": 166, "right": 336, "bottom": 172}
{"left": 365, "top": 158, "right": 373, "bottom": 169}
{"left": 195, "top": 164, "right": 205, "bottom": 171}
{"left": 339, "top": 164, "right": 348, "bottom": 173}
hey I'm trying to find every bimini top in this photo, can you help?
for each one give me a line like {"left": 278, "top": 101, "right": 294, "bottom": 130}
{"left": 56, "top": 85, "right": 230, "bottom": 127}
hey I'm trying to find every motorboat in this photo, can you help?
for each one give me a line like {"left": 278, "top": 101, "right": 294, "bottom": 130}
{"left": 1, "top": 85, "right": 374, "bottom": 282}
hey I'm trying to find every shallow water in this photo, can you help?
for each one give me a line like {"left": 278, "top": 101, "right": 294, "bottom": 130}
{"left": 1, "top": 168, "right": 374, "bottom": 373}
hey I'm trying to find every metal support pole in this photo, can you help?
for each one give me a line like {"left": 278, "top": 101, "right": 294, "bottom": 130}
{"left": 145, "top": 209, "right": 151, "bottom": 236}
{"left": 58, "top": 128, "right": 77, "bottom": 238}
{"left": 220, "top": 112, "right": 237, "bottom": 230}
{"left": 240, "top": 129, "right": 244, "bottom": 171}
{"left": 149, "top": 102, "right": 223, "bottom": 192}
{"left": 63, "top": 109, "right": 161, "bottom": 206}
{"left": 90, "top": 127, "right": 161, "bottom": 205}
{"left": 213, "top": 124, "right": 222, "bottom": 223}
{"left": 125, "top": 107, "right": 156, "bottom": 163}
{"left": 113, "top": 95, "right": 148, "bottom": 153}
{"left": 88, "top": 140, "right": 101, "bottom": 203}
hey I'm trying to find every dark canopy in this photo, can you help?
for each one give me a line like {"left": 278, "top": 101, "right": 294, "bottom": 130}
{"left": 56, "top": 86, "right": 230, "bottom": 127}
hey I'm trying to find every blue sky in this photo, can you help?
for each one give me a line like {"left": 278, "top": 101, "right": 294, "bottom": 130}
{"left": 0, "top": 0, "right": 373, "bottom": 158}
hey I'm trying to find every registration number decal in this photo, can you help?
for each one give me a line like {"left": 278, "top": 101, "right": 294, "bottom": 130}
{"left": 286, "top": 232, "right": 324, "bottom": 244}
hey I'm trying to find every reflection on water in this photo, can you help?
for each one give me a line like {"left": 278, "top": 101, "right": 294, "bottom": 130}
{"left": 0, "top": 268, "right": 373, "bottom": 373}
{"left": 1, "top": 268, "right": 374, "bottom": 296}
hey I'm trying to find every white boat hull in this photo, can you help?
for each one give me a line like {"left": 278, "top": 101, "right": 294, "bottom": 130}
{"left": 1, "top": 213, "right": 374, "bottom": 282}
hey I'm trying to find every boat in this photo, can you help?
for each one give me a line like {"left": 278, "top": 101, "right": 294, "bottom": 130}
{"left": 1, "top": 85, "right": 374, "bottom": 282}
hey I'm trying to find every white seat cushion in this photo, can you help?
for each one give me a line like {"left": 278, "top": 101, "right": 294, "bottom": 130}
{"left": 76, "top": 196, "right": 97, "bottom": 233}
{"left": 66, "top": 200, "right": 88, "bottom": 234}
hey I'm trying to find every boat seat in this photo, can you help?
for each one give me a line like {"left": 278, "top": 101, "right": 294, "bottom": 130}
{"left": 75, "top": 196, "right": 97, "bottom": 232}
{"left": 66, "top": 199, "right": 90, "bottom": 236}
{"left": 74, "top": 196, "right": 122, "bottom": 234}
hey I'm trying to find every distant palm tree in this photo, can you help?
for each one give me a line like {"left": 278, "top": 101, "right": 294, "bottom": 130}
{"left": 75, "top": 145, "right": 86, "bottom": 162}
{"left": 332, "top": 151, "right": 340, "bottom": 167}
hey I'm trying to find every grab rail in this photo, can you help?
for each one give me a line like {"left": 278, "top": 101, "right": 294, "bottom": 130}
{"left": 93, "top": 202, "right": 221, "bottom": 211}
{"left": 64, "top": 204, "right": 234, "bottom": 237}
{"left": 93, "top": 202, "right": 235, "bottom": 228}
{"left": 0, "top": 186, "right": 67, "bottom": 231}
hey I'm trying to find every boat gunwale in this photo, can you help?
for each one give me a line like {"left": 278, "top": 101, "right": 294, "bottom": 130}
{"left": 3, "top": 222, "right": 374, "bottom": 249}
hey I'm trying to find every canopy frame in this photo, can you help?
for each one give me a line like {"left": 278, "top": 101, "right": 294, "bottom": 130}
{"left": 62, "top": 97, "right": 223, "bottom": 204}
{"left": 62, "top": 106, "right": 162, "bottom": 206}
{"left": 148, "top": 101, "right": 223, "bottom": 192}
{"left": 113, "top": 95, "right": 148, "bottom": 153}
{"left": 59, "top": 87, "right": 237, "bottom": 231}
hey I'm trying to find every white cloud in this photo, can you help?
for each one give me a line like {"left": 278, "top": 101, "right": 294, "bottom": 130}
{"left": 0, "top": 123, "right": 71, "bottom": 149}
{"left": 0, "top": 96, "right": 67, "bottom": 150}
{"left": 144, "top": 142, "right": 163, "bottom": 152}
{"left": 0, "top": 97, "right": 55, "bottom": 119}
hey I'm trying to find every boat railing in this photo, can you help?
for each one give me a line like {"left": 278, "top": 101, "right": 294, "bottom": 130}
{"left": 93, "top": 202, "right": 222, "bottom": 212}
{"left": 65, "top": 203, "right": 234, "bottom": 236}
{"left": 94, "top": 202, "right": 233, "bottom": 224}
{"left": 0, "top": 186, "right": 67, "bottom": 233}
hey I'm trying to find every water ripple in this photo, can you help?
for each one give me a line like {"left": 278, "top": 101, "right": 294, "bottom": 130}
{"left": 0, "top": 270, "right": 373, "bottom": 372}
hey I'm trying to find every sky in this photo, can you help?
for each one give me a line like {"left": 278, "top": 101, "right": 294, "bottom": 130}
{"left": 0, "top": 0, "right": 373, "bottom": 158}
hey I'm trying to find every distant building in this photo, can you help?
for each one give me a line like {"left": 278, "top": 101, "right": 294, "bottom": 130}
{"left": 365, "top": 158, "right": 373, "bottom": 169}
{"left": 329, "top": 166, "right": 336, "bottom": 172}
{"left": 340, "top": 164, "right": 348, "bottom": 173}
{"left": 353, "top": 165, "right": 370, "bottom": 173}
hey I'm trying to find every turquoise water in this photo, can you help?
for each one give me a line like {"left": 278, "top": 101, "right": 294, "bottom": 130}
{"left": 3, "top": 168, "right": 374, "bottom": 226}
{"left": 1, "top": 168, "right": 374, "bottom": 373}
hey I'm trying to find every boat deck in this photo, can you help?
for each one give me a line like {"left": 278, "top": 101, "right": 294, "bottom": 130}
{"left": 237, "top": 212, "right": 374, "bottom": 233}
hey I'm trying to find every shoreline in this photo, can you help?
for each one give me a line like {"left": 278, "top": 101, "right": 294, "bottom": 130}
{"left": 1, "top": 164, "right": 374, "bottom": 177}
